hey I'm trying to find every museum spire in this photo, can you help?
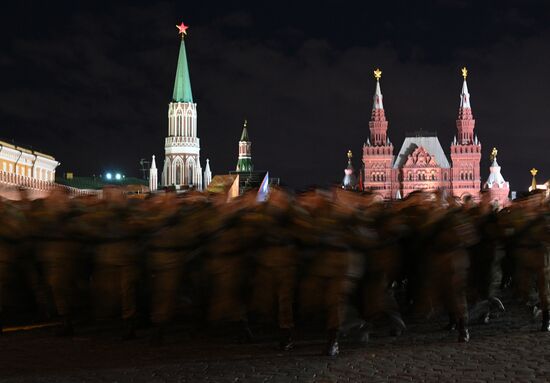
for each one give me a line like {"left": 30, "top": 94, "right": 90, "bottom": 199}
{"left": 372, "top": 68, "right": 384, "bottom": 111}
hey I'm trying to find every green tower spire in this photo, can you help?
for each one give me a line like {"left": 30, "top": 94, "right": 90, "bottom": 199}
{"left": 240, "top": 119, "right": 250, "bottom": 141}
{"left": 172, "top": 38, "right": 193, "bottom": 103}
{"left": 236, "top": 120, "right": 253, "bottom": 172}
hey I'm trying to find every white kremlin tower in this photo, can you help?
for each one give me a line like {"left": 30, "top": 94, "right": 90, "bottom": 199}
{"left": 203, "top": 159, "right": 212, "bottom": 189}
{"left": 149, "top": 155, "right": 158, "bottom": 192}
{"left": 158, "top": 22, "right": 205, "bottom": 190}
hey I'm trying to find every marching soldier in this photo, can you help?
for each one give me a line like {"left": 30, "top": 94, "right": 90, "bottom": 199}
{"left": 0, "top": 200, "right": 25, "bottom": 333}
{"left": 206, "top": 192, "right": 258, "bottom": 341}
{"left": 249, "top": 188, "right": 298, "bottom": 350}
{"left": 298, "top": 190, "right": 354, "bottom": 356}
{"left": 33, "top": 188, "right": 83, "bottom": 336}
{"left": 509, "top": 193, "right": 550, "bottom": 331}
{"left": 91, "top": 187, "right": 143, "bottom": 339}
{"left": 422, "top": 202, "right": 476, "bottom": 342}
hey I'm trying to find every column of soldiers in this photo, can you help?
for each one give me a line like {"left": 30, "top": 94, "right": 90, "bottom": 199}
{"left": 0, "top": 187, "right": 549, "bottom": 356}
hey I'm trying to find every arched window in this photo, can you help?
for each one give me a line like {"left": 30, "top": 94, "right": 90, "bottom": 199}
{"left": 175, "top": 163, "right": 182, "bottom": 185}
{"left": 188, "top": 163, "right": 194, "bottom": 185}
{"left": 408, "top": 172, "right": 412, "bottom": 181}
{"left": 176, "top": 111, "right": 183, "bottom": 136}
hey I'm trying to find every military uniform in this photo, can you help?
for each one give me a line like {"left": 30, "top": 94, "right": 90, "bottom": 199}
{"left": 33, "top": 195, "right": 83, "bottom": 336}
{"left": 298, "top": 199, "right": 354, "bottom": 356}
{"left": 91, "top": 200, "right": 142, "bottom": 338}
{"left": 248, "top": 198, "right": 298, "bottom": 349}
{"left": 207, "top": 201, "right": 257, "bottom": 333}
{"left": 423, "top": 207, "right": 475, "bottom": 342}
{"left": 0, "top": 202, "right": 25, "bottom": 332}
{"left": 357, "top": 208, "right": 406, "bottom": 336}
{"left": 466, "top": 208, "right": 504, "bottom": 322}
{"left": 512, "top": 211, "right": 550, "bottom": 331}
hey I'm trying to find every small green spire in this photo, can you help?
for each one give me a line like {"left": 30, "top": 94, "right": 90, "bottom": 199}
{"left": 172, "top": 39, "right": 193, "bottom": 103}
{"left": 240, "top": 119, "right": 249, "bottom": 141}
{"left": 236, "top": 120, "right": 253, "bottom": 172}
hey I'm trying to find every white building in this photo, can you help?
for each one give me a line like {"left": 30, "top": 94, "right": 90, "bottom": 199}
{"left": 160, "top": 24, "right": 204, "bottom": 190}
{"left": 0, "top": 139, "right": 59, "bottom": 194}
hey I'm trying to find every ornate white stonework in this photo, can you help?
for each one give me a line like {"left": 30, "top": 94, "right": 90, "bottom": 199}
{"left": 149, "top": 155, "right": 158, "bottom": 192}
{"left": 162, "top": 101, "right": 202, "bottom": 190}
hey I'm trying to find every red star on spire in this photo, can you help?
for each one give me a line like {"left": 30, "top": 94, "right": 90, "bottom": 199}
{"left": 176, "top": 22, "right": 189, "bottom": 38}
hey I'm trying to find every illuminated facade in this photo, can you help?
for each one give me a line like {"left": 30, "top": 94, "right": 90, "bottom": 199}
{"left": 361, "top": 68, "right": 481, "bottom": 201}
{"left": 483, "top": 148, "right": 510, "bottom": 208}
{"left": 0, "top": 139, "right": 59, "bottom": 190}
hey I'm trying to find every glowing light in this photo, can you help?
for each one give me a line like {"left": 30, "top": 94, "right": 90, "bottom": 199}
{"left": 115, "top": 173, "right": 122, "bottom": 180}
{"left": 176, "top": 22, "right": 189, "bottom": 38}
{"left": 105, "top": 173, "right": 112, "bottom": 180}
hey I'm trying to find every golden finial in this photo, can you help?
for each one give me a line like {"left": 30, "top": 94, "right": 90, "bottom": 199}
{"left": 347, "top": 150, "right": 353, "bottom": 159}
{"left": 373, "top": 68, "right": 382, "bottom": 80}
{"left": 531, "top": 168, "right": 538, "bottom": 191}
{"left": 490, "top": 147, "right": 498, "bottom": 162}
{"left": 461, "top": 67, "right": 468, "bottom": 80}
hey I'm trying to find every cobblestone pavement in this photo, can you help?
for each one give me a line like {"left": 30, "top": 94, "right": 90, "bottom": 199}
{"left": 1, "top": 298, "right": 550, "bottom": 382}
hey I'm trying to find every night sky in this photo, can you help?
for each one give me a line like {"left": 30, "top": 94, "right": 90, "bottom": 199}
{"left": 1, "top": 1, "right": 550, "bottom": 190}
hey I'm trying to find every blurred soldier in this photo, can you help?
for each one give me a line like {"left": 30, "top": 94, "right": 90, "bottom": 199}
{"left": 33, "top": 188, "right": 82, "bottom": 336}
{"left": 422, "top": 201, "right": 475, "bottom": 342}
{"left": 298, "top": 190, "right": 353, "bottom": 356}
{"left": 148, "top": 194, "right": 186, "bottom": 342}
{"left": 206, "top": 192, "right": 258, "bottom": 341}
{"left": 357, "top": 205, "right": 407, "bottom": 338}
{"left": 249, "top": 188, "right": 298, "bottom": 350}
{"left": 0, "top": 200, "right": 25, "bottom": 333}
{"left": 398, "top": 191, "right": 434, "bottom": 314}
{"left": 92, "top": 187, "right": 143, "bottom": 339}
{"left": 147, "top": 193, "right": 217, "bottom": 343}
{"left": 510, "top": 193, "right": 550, "bottom": 331}
{"left": 466, "top": 200, "right": 505, "bottom": 323}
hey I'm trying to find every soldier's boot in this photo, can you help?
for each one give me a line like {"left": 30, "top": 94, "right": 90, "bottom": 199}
{"left": 489, "top": 297, "right": 505, "bottom": 312}
{"left": 55, "top": 316, "right": 74, "bottom": 337}
{"left": 239, "top": 321, "right": 254, "bottom": 343}
{"left": 325, "top": 329, "right": 339, "bottom": 357}
{"left": 358, "top": 322, "right": 371, "bottom": 346}
{"left": 388, "top": 311, "right": 406, "bottom": 336}
{"left": 121, "top": 317, "right": 137, "bottom": 341}
{"left": 444, "top": 314, "right": 457, "bottom": 331}
{"left": 540, "top": 310, "right": 550, "bottom": 332}
{"left": 150, "top": 325, "right": 165, "bottom": 346}
{"left": 482, "top": 297, "right": 505, "bottom": 324}
{"left": 457, "top": 318, "right": 469, "bottom": 343}
{"left": 278, "top": 328, "right": 295, "bottom": 351}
